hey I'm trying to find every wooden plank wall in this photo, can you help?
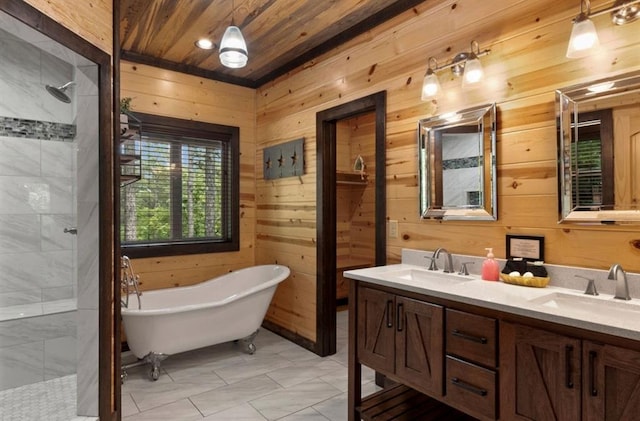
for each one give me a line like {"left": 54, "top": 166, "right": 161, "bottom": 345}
{"left": 25, "top": 0, "right": 112, "bottom": 54}
{"left": 120, "top": 61, "right": 256, "bottom": 291}
{"left": 345, "top": 113, "right": 377, "bottom": 263}
{"left": 255, "top": 0, "right": 640, "bottom": 342}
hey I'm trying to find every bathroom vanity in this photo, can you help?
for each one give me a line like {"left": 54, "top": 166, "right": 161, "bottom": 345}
{"left": 345, "top": 264, "right": 640, "bottom": 421}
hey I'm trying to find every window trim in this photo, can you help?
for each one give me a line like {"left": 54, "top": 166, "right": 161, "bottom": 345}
{"left": 120, "top": 112, "right": 240, "bottom": 258}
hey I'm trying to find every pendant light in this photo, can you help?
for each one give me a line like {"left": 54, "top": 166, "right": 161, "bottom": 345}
{"left": 219, "top": 1, "right": 248, "bottom": 68}
{"left": 461, "top": 41, "right": 484, "bottom": 87}
{"left": 566, "top": 0, "right": 599, "bottom": 58}
{"left": 421, "top": 57, "right": 441, "bottom": 100}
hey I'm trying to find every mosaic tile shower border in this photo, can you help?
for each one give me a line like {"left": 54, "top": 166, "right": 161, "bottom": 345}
{"left": 0, "top": 116, "right": 76, "bottom": 142}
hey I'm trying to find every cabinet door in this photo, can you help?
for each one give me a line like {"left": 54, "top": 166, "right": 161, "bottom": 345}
{"left": 395, "top": 296, "right": 444, "bottom": 397}
{"left": 583, "top": 341, "right": 640, "bottom": 421}
{"left": 501, "top": 322, "right": 581, "bottom": 420}
{"left": 357, "top": 286, "right": 395, "bottom": 373}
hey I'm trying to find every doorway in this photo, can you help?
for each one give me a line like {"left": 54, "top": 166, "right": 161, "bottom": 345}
{"left": 315, "top": 91, "right": 386, "bottom": 356}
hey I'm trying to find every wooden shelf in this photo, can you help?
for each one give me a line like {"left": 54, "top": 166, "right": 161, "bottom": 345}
{"left": 359, "top": 384, "right": 477, "bottom": 421}
{"left": 336, "top": 171, "right": 367, "bottom": 185}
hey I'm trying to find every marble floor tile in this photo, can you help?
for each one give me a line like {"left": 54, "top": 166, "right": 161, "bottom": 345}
{"left": 122, "top": 399, "right": 202, "bottom": 421}
{"left": 190, "top": 374, "right": 280, "bottom": 417}
{"left": 266, "top": 358, "right": 345, "bottom": 388}
{"left": 213, "top": 353, "right": 293, "bottom": 384}
{"left": 279, "top": 407, "right": 331, "bottom": 421}
{"left": 202, "top": 402, "right": 267, "bottom": 420}
{"left": 248, "top": 378, "right": 342, "bottom": 420}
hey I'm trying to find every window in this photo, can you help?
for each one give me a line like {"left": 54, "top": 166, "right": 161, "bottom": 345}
{"left": 120, "top": 113, "right": 239, "bottom": 258}
{"left": 571, "top": 109, "right": 613, "bottom": 209}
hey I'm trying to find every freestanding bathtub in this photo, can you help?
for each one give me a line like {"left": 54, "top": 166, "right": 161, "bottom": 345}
{"left": 121, "top": 264, "right": 290, "bottom": 380}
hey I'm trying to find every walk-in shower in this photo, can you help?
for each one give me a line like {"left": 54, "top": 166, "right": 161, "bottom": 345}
{"left": 45, "top": 81, "right": 75, "bottom": 103}
{"left": 0, "top": 9, "right": 99, "bottom": 420}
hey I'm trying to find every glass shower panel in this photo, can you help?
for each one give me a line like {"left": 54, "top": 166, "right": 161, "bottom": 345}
{"left": 0, "top": 9, "right": 99, "bottom": 419}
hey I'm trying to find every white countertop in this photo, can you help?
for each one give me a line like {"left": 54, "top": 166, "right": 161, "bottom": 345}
{"left": 344, "top": 264, "right": 640, "bottom": 342}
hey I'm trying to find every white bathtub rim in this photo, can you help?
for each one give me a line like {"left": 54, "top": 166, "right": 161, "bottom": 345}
{"left": 121, "top": 264, "right": 290, "bottom": 317}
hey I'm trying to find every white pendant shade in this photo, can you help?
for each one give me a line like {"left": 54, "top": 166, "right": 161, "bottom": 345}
{"left": 462, "top": 56, "right": 484, "bottom": 87}
{"left": 566, "top": 16, "right": 600, "bottom": 58}
{"left": 219, "top": 25, "right": 248, "bottom": 68}
{"left": 421, "top": 72, "right": 441, "bottom": 100}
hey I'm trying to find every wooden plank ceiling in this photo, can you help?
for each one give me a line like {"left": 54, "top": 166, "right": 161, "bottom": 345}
{"left": 120, "top": 0, "right": 426, "bottom": 88}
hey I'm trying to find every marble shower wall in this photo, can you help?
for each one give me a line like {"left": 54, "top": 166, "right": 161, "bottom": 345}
{"left": 0, "top": 25, "right": 76, "bottom": 308}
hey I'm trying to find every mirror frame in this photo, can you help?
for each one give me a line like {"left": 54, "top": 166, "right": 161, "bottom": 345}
{"left": 556, "top": 70, "right": 640, "bottom": 224}
{"left": 418, "top": 103, "right": 497, "bottom": 221}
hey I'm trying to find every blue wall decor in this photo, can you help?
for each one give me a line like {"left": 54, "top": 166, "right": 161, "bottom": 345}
{"left": 263, "top": 137, "right": 304, "bottom": 179}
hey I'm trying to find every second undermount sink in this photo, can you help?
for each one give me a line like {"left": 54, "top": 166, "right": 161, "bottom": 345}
{"left": 528, "top": 292, "right": 640, "bottom": 319}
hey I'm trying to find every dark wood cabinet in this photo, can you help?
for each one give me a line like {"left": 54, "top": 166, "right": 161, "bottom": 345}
{"left": 357, "top": 285, "right": 444, "bottom": 396}
{"left": 583, "top": 341, "right": 640, "bottom": 421}
{"left": 501, "top": 322, "right": 582, "bottom": 420}
{"left": 350, "top": 278, "right": 640, "bottom": 421}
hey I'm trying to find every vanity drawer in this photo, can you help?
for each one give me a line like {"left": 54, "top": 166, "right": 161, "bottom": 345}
{"left": 446, "top": 308, "right": 497, "bottom": 367}
{"left": 446, "top": 356, "right": 497, "bottom": 420}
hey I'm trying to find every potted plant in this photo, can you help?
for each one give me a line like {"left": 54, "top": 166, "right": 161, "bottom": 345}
{"left": 120, "top": 97, "right": 132, "bottom": 134}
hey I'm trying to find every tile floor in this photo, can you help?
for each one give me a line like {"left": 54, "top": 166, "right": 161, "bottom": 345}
{"left": 121, "top": 310, "right": 378, "bottom": 420}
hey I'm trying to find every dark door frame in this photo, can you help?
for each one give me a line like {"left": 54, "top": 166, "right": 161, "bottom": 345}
{"left": 315, "top": 91, "right": 387, "bottom": 356}
{"left": 0, "top": 1, "right": 117, "bottom": 419}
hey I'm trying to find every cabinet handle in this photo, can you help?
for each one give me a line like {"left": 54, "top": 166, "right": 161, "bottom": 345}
{"left": 450, "top": 377, "right": 487, "bottom": 397}
{"left": 386, "top": 300, "right": 393, "bottom": 328}
{"left": 452, "top": 329, "right": 488, "bottom": 344}
{"left": 396, "top": 303, "right": 404, "bottom": 332}
{"left": 565, "top": 345, "right": 574, "bottom": 389}
{"left": 589, "top": 350, "right": 598, "bottom": 397}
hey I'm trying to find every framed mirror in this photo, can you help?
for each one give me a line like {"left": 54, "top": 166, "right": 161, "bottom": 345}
{"left": 418, "top": 103, "right": 497, "bottom": 220}
{"left": 557, "top": 70, "right": 640, "bottom": 224}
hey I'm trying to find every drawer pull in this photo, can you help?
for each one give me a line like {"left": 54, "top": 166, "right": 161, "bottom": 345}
{"left": 589, "top": 350, "right": 598, "bottom": 397}
{"left": 452, "top": 329, "right": 488, "bottom": 344}
{"left": 396, "top": 303, "right": 404, "bottom": 332}
{"left": 565, "top": 345, "right": 574, "bottom": 389}
{"left": 450, "top": 377, "right": 487, "bottom": 396}
{"left": 386, "top": 300, "right": 393, "bottom": 328}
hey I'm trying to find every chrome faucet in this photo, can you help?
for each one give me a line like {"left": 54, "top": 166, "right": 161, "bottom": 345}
{"left": 431, "top": 247, "right": 454, "bottom": 273}
{"left": 608, "top": 263, "right": 631, "bottom": 300}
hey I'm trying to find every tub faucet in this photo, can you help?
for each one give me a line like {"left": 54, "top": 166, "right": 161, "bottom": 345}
{"left": 608, "top": 263, "right": 631, "bottom": 300}
{"left": 431, "top": 248, "right": 454, "bottom": 273}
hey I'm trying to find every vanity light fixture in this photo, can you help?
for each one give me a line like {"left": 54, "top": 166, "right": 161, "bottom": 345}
{"left": 566, "top": 0, "right": 640, "bottom": 58}
{"left": 420, "top": 40, "right": 490, "bottom": 101}
{"left": 219, "top": 0, "right": 248, "bottom": 68}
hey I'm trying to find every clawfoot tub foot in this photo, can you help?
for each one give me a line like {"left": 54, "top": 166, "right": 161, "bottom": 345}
{"left": 143, "top": 352, "right": 167, "bottom": 381}
{"left": 240, "top": 330, "right": 259, "bottom": 355}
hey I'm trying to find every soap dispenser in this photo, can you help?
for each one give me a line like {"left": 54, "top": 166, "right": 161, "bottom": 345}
{"left": 481, "top": 248, "right": 500, "bottom": 281}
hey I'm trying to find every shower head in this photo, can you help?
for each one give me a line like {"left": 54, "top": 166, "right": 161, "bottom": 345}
{"left": 45, "top": 81, "right": 75, "bottom": 103}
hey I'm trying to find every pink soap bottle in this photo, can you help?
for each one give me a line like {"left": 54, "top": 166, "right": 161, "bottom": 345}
{"left": 481, "top": 248, "right": 500, "bottom": 281}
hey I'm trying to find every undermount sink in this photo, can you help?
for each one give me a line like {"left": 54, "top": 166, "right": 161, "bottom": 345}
{"left": 382, "top": 268, "right": 474, "bottom": 284}
{"left": 528, "top": 292, "right": 640, "bottom": 318}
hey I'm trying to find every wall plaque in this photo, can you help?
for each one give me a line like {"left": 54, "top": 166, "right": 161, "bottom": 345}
{"left": 263, "top": 137, "right": 304, "bottom": 179}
